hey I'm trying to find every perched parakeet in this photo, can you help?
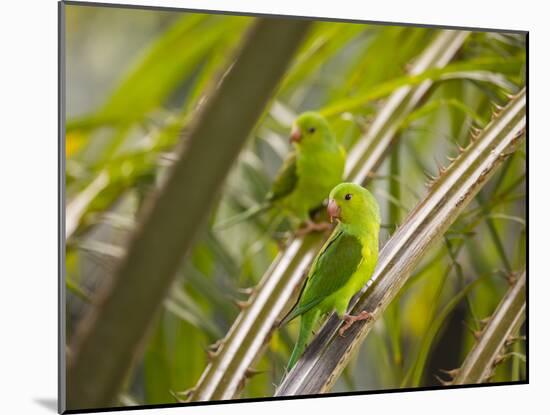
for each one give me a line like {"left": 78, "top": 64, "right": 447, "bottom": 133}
{"left": 216, "top": 112, "right": 346, "bottom": 233}
{"left": 281, "top": 182, "right": 381, "bottom": 371}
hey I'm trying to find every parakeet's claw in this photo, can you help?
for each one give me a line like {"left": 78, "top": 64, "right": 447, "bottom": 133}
{"left": 295, "top": 220, "right": 333, "bottom": 236}
{"left": 338, "top": 310, "right": 372, "bottom": 337}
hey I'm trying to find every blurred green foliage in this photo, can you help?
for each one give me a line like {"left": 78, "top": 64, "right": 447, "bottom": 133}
{"left": 65, "top": 4, "right": 526, "bottom": 406}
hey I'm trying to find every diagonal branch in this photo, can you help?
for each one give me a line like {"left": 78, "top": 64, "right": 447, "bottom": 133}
{"left": 190, "top": 30, "right": 469, "bottom": 402}
{"left": 275, "top": 88, "right": 526, "bottom": 396}
{"left": 65, "top": 17, "right": 311, "bottom": 411}
{"left": 452, "top": 270, "right": 526, "bottom": 385}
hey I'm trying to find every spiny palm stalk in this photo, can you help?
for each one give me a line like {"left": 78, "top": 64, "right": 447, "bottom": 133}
{"left": 451, "top": 270, "right": 526, "bottom": 385}
{"left": 65, "top": 18, "right": 311, "bottom": 411}
{"left": 276, "top": 88, "right": 525, "bottom": 396}
{"left": 189, "top": 30, "right": 469, "bottom": 402}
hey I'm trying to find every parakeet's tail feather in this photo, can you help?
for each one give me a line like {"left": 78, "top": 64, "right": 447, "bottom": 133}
{"left": 286, "top": 309, "right": 319, "bottom": 372}
{"left": 278, "top": 295, "right": 324, "bottom": 328}
{"left": 213, "top": 202, "right": 271, "bottom": 230}
{"left": 278, "top": 307, "right": 299, "bottom": 329}
{"left": 278, "top": 277, "right": 311, "bottom": 328}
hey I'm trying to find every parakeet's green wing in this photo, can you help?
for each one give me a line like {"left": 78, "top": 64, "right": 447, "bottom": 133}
{"left": 281, "top": 229, "right": 363, "bottom": 324}
{"left": 267, "top": 152, "right": 298, "bottom": 202}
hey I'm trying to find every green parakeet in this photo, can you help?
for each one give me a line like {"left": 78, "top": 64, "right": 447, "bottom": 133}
{"left": 281, "top": 182, "right": 381, "bottom": 371}
{"left": 216, "top": 112, "right": 346, "bottom": 233}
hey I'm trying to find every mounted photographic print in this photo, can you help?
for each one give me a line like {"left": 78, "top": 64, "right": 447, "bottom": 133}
{"left": 60, "top": 1, "right": 527, "bottom": 413}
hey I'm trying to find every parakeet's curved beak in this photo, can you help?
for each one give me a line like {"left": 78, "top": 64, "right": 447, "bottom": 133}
{"left": 327, "top": 198, "right": 341, "bottom": 223}
{"left": 290, "top": 125, "right": 302, "bottom": 143}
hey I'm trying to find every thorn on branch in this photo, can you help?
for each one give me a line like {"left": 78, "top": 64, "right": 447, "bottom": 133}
{"left": 505, "top": 270, "right": 519, "bottom": 286}
{"left": 275, "top": 237, "right": 287, "bottom": 251}
{"left": 170, "top": 387, "right": 195, "bottom": 402}
{"left": 424, "top": 170, "right": 437, "bottom": 181}
{"left": 470, "top": 126, "right": 482, "bottom": 141}
{"left": 236, "top": 286, "right": 256, "bottom": 296}
{"left": 234, "top": 299, "right": 252, "bottom": 310}
{"left": 424, "top": 168, "right": 438, "bottom": 188}
{"left": 205, "top": 338, "right": 225, "bottom": 360}
{"left": 208, "top": 338, "right": 224, "bottom": 352}
{"left": 434, "top": 374, "right": 453, "bottom": 386}
{"left": 434, "top": 157, "right": 447, "bottom": 176}
{"left": 169, "top": 390, "right": 186, "bottom": 403}
{"left": 235, "top": 367, "right": 265, "bottom": 394}
{"left": 491, "top": 103, "right": 502, "bottom": 120}
{"left": 493, "top": 353, "right": 506, "bottom": 366}
{"left": 463, "top": 320, "right": 482, "bottom": 341}
{"left": 505, "top": 335, "right": 526, "bottom": 347}
{"left": 439, "top": 368, "right": 460, "bottom": 378}
{"left": 245, "top": 368, "right": 264, "bottom": 379}
{"left": 513, "top": 128, "right": 525, "bottom": 140}
{"left": 479, "top": 316, "right": 491, "bottom": 329}
{"left": 435, "top": 367, "right": 459, "bottom": 386}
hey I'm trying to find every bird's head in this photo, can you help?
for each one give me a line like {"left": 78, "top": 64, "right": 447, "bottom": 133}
{"left": 327, "top": 182, "right": 381, "bottom": 227}
{"left": 290, "top": 112, "right": 331, "bottom": 147}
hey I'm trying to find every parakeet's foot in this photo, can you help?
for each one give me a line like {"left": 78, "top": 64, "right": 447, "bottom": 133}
{"left": 295, "top": 220, "right": 333, "bottom": 236}
{"left": 338, "top": 311, "right": 372, "bottom": 337}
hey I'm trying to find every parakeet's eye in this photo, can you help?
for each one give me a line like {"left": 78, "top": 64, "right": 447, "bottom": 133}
{"left": 308, "top": 127, "right": 316, "bottom": 134}
{"left": 345, "top": 194, "right": 352, "bottom": 201}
